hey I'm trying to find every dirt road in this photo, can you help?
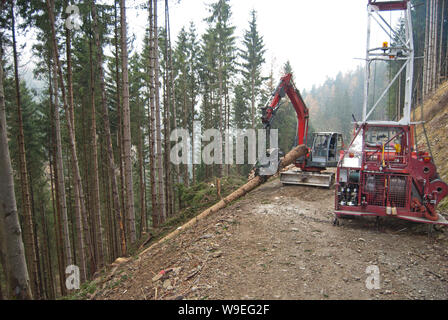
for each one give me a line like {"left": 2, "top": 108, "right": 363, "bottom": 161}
{"left": 92, "top": 179, "right": 448, "bottom": 300}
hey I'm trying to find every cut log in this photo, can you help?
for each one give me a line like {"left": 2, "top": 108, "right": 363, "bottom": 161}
{"left": 139, "top": 145, "right": 308, "bottom": 257}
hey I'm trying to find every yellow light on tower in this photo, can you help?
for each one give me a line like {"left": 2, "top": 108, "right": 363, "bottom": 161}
{"left": 382, "top": 42, "right": 389, "bottom": 54}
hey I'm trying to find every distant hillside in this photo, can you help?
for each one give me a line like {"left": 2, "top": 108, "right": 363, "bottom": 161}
{"left": 412, "top": 80, "right": 448, "bottom": 212}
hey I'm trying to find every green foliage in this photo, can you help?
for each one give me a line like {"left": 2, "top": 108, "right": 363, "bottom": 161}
{"left": 173, "top": 23, "right": 200, "bottom": 134}
{"left": 177, "top": 176, "right": 244, "bottom": 210}
{"left": 239, "top": 9, "right": 266, "bottom": 129}
{"left": 60, "top": 280, "right": 97, "bottom": 300}
{"left": 232, "top": 82, "right": 251, "bottom": 129}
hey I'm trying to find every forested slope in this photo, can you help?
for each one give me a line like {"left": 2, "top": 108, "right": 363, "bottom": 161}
{"left": 413, "top": 80, "right": 448, "bottom": 212}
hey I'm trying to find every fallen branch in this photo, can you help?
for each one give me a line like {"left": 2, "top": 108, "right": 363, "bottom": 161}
{"left": 139, "top": 145, "right": 308, "bottom": 257}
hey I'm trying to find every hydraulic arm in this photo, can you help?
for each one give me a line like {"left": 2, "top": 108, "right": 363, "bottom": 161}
{"left": 261, "top": 73, "right": 310, "bottom": 147}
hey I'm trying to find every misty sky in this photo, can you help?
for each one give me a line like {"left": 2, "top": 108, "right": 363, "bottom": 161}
{"left": 16, "top": 0, "right": 402, "bottom": 91}
{"left": 126, "top": 0, "right": 402, "bottom": 90}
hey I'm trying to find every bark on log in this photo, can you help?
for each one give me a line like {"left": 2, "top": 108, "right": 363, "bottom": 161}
{"left": 139, "top": 145, "right": 308, "bottom": 257}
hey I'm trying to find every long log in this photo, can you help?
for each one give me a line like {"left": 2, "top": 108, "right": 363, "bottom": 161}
{"left": 139, "top": 145, "right": 308, "bottom": 256}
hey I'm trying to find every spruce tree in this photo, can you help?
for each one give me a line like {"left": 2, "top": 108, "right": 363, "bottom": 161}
{"left": 240, "top": 10, "right": 266, "bottom": 130}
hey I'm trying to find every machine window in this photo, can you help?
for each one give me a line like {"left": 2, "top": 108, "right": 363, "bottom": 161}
{"left": 365, "top": 127, "right": 403, "bottom": 150}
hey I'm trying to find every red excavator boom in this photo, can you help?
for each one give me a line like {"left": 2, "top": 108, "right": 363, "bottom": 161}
{"left": 261, "top": 73, "right": 309, "bottom": 147}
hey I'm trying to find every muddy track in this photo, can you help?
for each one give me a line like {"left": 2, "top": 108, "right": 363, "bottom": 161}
{"left": 92, "top": 179, "right": 448, "bottom": 300}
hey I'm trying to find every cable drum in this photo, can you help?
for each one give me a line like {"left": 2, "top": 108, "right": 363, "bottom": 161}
{"left": 389, "top": 176, "right": 407, "bottom": 208}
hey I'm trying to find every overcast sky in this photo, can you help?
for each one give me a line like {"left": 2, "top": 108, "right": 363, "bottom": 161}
{"left": 125, "top": 0, "right": 402, "bottom": 90}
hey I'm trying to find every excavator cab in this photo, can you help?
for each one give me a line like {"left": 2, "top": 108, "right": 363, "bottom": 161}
{"left": 282, "top": 132, "right": 344, "bottom": 188}
{"left": 308, "top": 133, "right": 344, "bottom": 168}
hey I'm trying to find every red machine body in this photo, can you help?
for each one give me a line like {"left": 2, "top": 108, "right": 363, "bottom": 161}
{"left": 335, "top": 123, "right": 448, "bottom": 225}
{"left": 368, "top": 0, "right": 408, "bottom": 11}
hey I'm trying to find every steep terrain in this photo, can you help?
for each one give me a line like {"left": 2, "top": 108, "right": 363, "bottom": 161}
{"left": 413, "top": 80, "right": 448, "bottom": 211}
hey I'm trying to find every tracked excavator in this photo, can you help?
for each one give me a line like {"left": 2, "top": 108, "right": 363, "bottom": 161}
{"left": 259, "top": 73, "right": 344, "bottom": 188}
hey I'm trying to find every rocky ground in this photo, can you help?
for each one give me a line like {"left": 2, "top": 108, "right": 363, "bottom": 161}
{"left": 90, "top": 179, "right": 448, "bottom": 300}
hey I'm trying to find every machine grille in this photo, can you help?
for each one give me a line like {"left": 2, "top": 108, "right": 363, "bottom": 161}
{"left": 388, "top": 176, "right": 408, "bottom": 208}
{"left": 364, "top": 174, "right": 386, "bottom": 207}
{"left": 363, "top": 173, "right": 408, "bottom": 208}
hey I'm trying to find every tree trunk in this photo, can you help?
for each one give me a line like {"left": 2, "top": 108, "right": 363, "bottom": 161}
{"left": 442, "top": 3, "right": 448, "bottom": 78}
{"left": 10, "top": 4, "right": 40, "bottom": 299}
{"left": 49, "top": 152, "right": 65, "bottom": 297}
{"left": 423, "top": 0, "right": 429, "bottom": 97}
{"left": 163, "top": 68, "right": 170, "bottom": 217}
{"left": 92, "top": 0, "right": 126, "bottom": 256}
{"left": 191, "top": 91, "right": 196, "bottom": 185}
{"left": 113, "top": 0, "right": 127, "bottom": 250}
{"left": 80, "top": 101, "right": 92, "bottom": 261}
{"left": 53, "top": 52, "right": 88, "bottom": 283}
{"left": 46, "top": 0, "right": 95, "bottom": 281}
{"left": 88, "top": 32, "right": 104, "bottom": 268}
{"left": 163, "top": 9, "right": 172, "bottom": 218}
{"left": 98, "top": 134, "right": 110, "bottom": 262}
{"left": 428, "top": 0, "right": 436, "bottom": 93}
{"left": 120, "top": 0, "right": 136, "bottom": 244}
{"left": 225, "top": 84, "right": 230, "bottom": 176}
{"left": 154, "top": 0, "right": 167, "bottom": 223}
{"left": 48, "top": 73, "right": 67, "bottom": 296}
{"left": 40, "top": 201, "right": 55, "bottom": 299}
{"left": 218, "top": 62, "right": 223, "bottom": 178}
{"left": 148, "top": 0, "right": 159, "bottom": 228}
{"left": 65, "top": 3, "right": 75, "bottom": 131}
{"left": 166, "top": 0, "right": 178, "bottom": 214}
{"left": 29, "top": 181, "right": 43, "bottom": 299}
{"left": 0, "top": 45, "right": 32, "bottom": 300}
{"left": 431, "top": 0, "right": 438, "bottom": 91}
{"left": 251, "top": 73, "right": 255, "bottom": 129}
{"left": 183, "top": 79, "right": 189, "bottom": 188}
{"left": 437, "top": 0, "right": 445, "bottom": 85}
{"left": 138, "top": 118, "right": 147, "bottom": 235}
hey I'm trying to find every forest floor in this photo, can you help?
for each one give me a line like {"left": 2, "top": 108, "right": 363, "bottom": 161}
{"left": 88, "top": 178, "right": 448, "bottom": 300}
